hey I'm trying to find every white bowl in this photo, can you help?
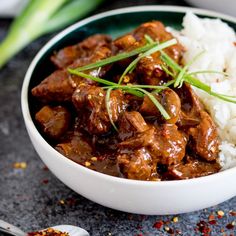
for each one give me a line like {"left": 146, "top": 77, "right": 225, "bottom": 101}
{"left": 186, "top": 0, "right": 236, "bottom": 16}
{"left": 21, "top": 6, "right": 236, "bottom": 215}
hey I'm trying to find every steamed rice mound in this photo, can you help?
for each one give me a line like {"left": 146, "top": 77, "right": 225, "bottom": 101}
{"left": 172, "top": 12, "right": 236, "bottom": 169}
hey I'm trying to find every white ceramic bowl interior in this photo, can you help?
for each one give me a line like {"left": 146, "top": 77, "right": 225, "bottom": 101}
{"left": 21, "top": 6, "right": 236, "bottom": 215}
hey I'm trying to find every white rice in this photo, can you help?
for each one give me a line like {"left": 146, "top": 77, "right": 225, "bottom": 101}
{"left": 170, "top": 12, "right": 236, "bottom": 169}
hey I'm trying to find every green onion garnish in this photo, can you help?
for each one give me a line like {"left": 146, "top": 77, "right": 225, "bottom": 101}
{"left": 118, "top": 39, "right": 177, "bottom": 84}
{"left": 70, "top": 70, "right": 171, "bottom": 124}
{"left": 68, "top": 34, "right": 236, "bottom": 131}
{"left": 70, "top": 42, "right": 158, "bottom": 73}
{"left": 174, "top": 51, "right": 205, "bottom": 88}
{"left": 161, "top": 51, "right": 236, "bottom": 104}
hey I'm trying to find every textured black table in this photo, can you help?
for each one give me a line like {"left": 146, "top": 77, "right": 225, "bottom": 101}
{"left": 0, "top": 0, "right": 235, "bottom": 235}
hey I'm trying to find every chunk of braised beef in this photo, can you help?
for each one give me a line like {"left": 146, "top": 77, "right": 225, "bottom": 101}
{"left": 113, "top": 34, "right": 137, "bottom": 51}
{"left": 140, "top": 88, "right": 181, "bottom": 124}
{"left": 56, "top": 131, "right": 120, "bottom": 177}
{"left": 72, "top": 84, "right": 127, "bottom": 135}
{"left": 51, "top": 34, "right": 112, "bottom": 69}
{"left": 136, "top": 54, "right": 167, "bottom": 85}
{"left": 167, "top": 156, "right": 221, "bottom": 180}
{"left": 32, "top": 46, "right": 112, "bottom": 103}
{"left": 175, "top": 83, "right": 219, "bottom": 161}
{"left": 35, "top": 105, "right": 70, "bottom": 140}
{"left": 119, "top": 124, "right": 187, "bottom": 165}
{"left": 31, "top": 70, "right": 86, "bottom": 103}
{"left": 118, "top": 111, "right": 149, "bottom": 141}
{"left": 69, "top": 46, "right": 113, "bottom": 77}
{"left": 112, "top": 21, "right": 184, "bottom": 79}
{"left": 133, "top": 21, "right": 184, "bottom": 62}
{"left": 188, "top": 110, "right": 219, "bottom": 161}
{"left": 175, "top": 83, "right": 203, "bottom": 128}
{"left": 117, "top": 147, "right": 159, "bottom": 180}
{"left": 56, "top": 132, "right": 93, "bottom": 162}
{"left": 133, "top": 22, "right": 183, "bottom": 85}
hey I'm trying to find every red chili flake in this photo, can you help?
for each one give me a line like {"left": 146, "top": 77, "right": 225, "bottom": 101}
{"left": 66, "top": 197, "right": 78, "bottom": 207}
{"left": 208, "top": 214, "right": 215, "bottom": 221}
{"left": 43, "top": 166, "right": 49, "bottom": 171}
{"left": 28, "top": 228, "right": 69, "bottom": 236}
{"left": 175, "top": 229, "right": 182, "bottom": 235}
{"left": 196, "top": 220, "right": 211, "bottom": 235}
{"left": 208, "top": 220, "right": 216, "bottom": 225}
{"left": 42, "top": 179, "right": 49, "bottom": 184}
{"left": 164, "top": 226, "right": 174, "bottom": 234}
{"left": 226, "top": 221, "right": 235, "bottom": 230}
{"left": 229, "top": 210, "right": 236, "bottom": 216}
{"left": 217, "top": 210, "right": 225, "bottom": 218}
{"left": 153, "top": 220, "right": 164, "bottom": 229}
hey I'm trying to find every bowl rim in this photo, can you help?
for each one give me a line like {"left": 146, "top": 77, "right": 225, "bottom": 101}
{"left": 21, "top": 5, "right": 236, "bottom": 187}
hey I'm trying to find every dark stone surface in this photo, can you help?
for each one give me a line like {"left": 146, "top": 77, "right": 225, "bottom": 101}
{"left": 0, "top": 0, "right": 235, "bottom": 235}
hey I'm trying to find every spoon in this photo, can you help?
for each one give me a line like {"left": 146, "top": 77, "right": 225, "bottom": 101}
{"left": 0, "top": 220, "right": 89, "bottom": 236}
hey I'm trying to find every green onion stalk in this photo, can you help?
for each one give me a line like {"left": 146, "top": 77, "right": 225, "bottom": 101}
{"left": 0, "top": 0, "right": 105, "bottom": 68}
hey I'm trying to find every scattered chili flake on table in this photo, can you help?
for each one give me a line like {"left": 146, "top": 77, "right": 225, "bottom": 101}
{"left": 42, "top": 166, "right": 49, "bottom": 171}
{"left": 196, "top": 220, "right": 211, "bottom": 235}
{"left": 226, "top": 221, "right": 235, "bottom": 230}
{"left": 42, "top": 179, "right": 49, "bottom": 184}
{"left": 208, "top": 214, "right": 217, "bottom": 225}
{"left": 208, "top": 214, "right": 215, "bottom": 221}
{"left": 13, "top": 162, "right": 27, "bottom": 169}
{"left": 208, "top": 219, "right": 217, "bottom": 225}
{"left": 66, "top": 197, "right": 78, "bottom": 207}
{"left": 217, "top": 210, "right": 225, "bottom": 218}
{"left": 229, "top": 210, "right": 236, "bottom": 216}
{"left": 28, "top": 228, "right": 69, "bottom": 236}
{"left": 153, "top": 220, "right": 164, "bottom": 229}
{"left": 175, "top": 229, "right": 182, "bottom": 235}
{"left": 164, "top": 226, "right": 174, "bottom": 234}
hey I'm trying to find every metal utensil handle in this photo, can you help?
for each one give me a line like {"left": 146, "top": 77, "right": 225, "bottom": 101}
{"left": 0, "top": 220, "right": 26, "bottom": 236}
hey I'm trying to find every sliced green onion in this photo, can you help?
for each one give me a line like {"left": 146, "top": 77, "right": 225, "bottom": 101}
{"left": 45, "top": 0, "right": 104, "bottom": 33}
{"left": 174, "top": 51, "right": 205, "bottom": 88}
{"left": 118, "top": 39, "right": 177, "bottom": 84}
{"left": 104, "top": 85, "right": 144, "bottom": 97}
{"left": 0, "top": 0, "right": 105, "bottom": 68}
{"left": 184, "top": 75, "right": 211, "bottom": 92}
{"left": 161, "top": 49, "right": 236, "bottom": 104}
{"left": 188, "top": 70, "right": 229, "bottom": 77}
{"left": 161, "top": 64, "right": 175, "bottom": 77}
{"left": 144, "top": 34, "right": 155, "bottom": 44}
{"left": 68, "top": 69, "right": 117, "bottom": 86}
{"left": 161, "top": 51, "right": 182, "bottom": 73}
{"left": 209, "top": 91, "right": 236, "bottom": 103}
{"left": 71, "top": 42, "right": 157, "bottom": 72}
